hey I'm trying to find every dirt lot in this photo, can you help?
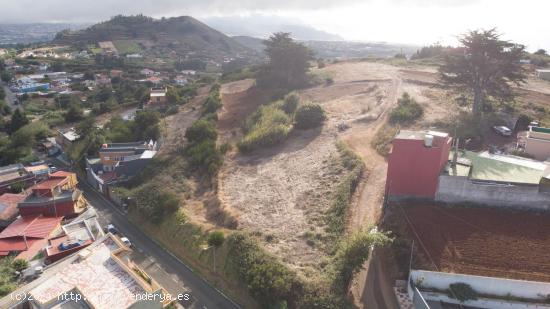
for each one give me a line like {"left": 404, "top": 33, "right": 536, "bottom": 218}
{"left": 403, "top": 204, "right": 550, "bottom": 283}
{"left": 216, "top": 59, "right": 550, "bottom": 305}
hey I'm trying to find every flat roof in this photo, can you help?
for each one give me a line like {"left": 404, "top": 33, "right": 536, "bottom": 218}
{"left": 403, "top": 204, "right": 550, "bottom": 283}
{"left": 457, "top": 150, "right": 547, "bottom": 184}
{"left": 395, "top": 130, "right": 449, "bottom": 141}
{"left": 29, "top": 236, "right": 146, "bottom": 309}
{"left": 140, "top": 150, "right": 157, "bottom": 159}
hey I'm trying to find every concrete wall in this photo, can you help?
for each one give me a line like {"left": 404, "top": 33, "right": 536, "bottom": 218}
{"left": 410, "top": 270, "right": 550, "bottom": 308}
{"left": 435, "top": 175, "right": 550, "bottom": 211}
{"left": 387, "top": 136, "right": 452, "bottom": 199}
{"left": 525, "top": 135, "right": 550, "bottom": 161}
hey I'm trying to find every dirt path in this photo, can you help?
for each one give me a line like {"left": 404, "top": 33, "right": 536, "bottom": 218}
{"left": 344, "top": 78, "right": 402, "bottom": 230}
{"left": 342, "top": 77, "right": 402, "bottom": 309}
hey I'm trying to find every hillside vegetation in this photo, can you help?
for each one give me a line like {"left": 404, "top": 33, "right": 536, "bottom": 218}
{"left": 54, "top": 15, "right": 251, "bottom": 58}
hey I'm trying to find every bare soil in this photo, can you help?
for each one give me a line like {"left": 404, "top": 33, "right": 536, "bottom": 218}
{"left": 214, "top": 59, "right": 550, "bottom": 307}
{"left": 403, "top": 204, "right": 550, "bottom": 282}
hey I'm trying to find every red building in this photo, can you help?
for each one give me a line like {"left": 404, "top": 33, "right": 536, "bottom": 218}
{"left": 18, "top": 171, "right": 85, "bottom": 218}
{"left": 386, "top": 130, "right": 452, "bottom": 199}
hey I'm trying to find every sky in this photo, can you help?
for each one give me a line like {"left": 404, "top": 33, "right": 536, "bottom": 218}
{"left": 1, "top": 0, "right": 549, "bottom": 51}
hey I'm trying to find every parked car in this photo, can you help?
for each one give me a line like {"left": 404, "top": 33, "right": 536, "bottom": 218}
{"left": 106, "top": 224, "right": 119, "bottom": 235}
{"left": 493, "top": 126, "right": 512, "bottom": 137}
{"left": 120, "top": 237, "right": 132, "bottom": 247}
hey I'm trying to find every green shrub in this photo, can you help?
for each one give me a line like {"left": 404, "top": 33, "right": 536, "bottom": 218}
{"left": 11, "top": 259, "right": 28, "bottom": 272}
{"left": 331, "top": 229, "right": 391, "bottom": 292}
{"left": 389, "top": 93, "right": 423, "bottom": 124}
{"left": 185, "top": 139, "right": 223, "bottom": 174}
{"left": 207, "top": 231, "right": 225, "bottom": 248}
{"left": 294, "top": 103, "right": 326, "bottom": 129}
{"left": 202, "top": 92, "right": 222, "bottom": 115}
{"left": 133, "top": 183, "right": 180, "bottom": 224}
{"left": 326, "top": 143, "right": 364, "bottom": 236}
{"left": 238, "top": 105, "right": 293, "bottom": 153}
{"left": 238, "top": 124, "right": 291, "bottom": 153}
{"left": 371, "top": 125, "right": 399, "bottom": 157}
{"left": 226, "top": 233, "right": 297, "bottom": 307}
{"left": 448, "top": 283, "right": 478, "bottom": 302}
{"left": 185, "top": 119, "right": 217, "bottom": 144}
{"left": 281, "top": 93, "right": 299, "bottom": 114}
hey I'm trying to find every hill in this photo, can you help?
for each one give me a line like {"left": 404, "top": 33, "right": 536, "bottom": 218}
{"left": 53, "top": 15, "right": 253, "bottom": 60}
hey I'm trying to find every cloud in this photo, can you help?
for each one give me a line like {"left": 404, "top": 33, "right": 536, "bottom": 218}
{"left": 0, "top": 0, "right": 481, "bottom": 23}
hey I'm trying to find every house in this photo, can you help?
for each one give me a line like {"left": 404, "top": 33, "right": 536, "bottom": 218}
{"left": 1, "top": 233, "right": 173, "bottom": 308}
{"left": 536, "top": 69, "right": 550, "bottom": 81}
{"left": 94, "top": 74, "right": 111, "bottom": 87}
{"left": 55, "top": 128, "right": 79, "bottom": 151}
{"left": 0, "top": 215, "right": 63, "bottom": 260}
{"left": 146, "top": 76, "right": 164, "bottom": 85}
{"left": 140, "top": 68, "right": 155, "bottom": 77}
{"left": 0, "top": 193, "right": 26, "bottom": 227}
{"left": 86, "top": 142, "right": 157, "bottom": 194}
{"left": 146, "top": 87, "right": 167, "bottom": 108}
{"left": 17, "top": 171, "right": 85, "bottom": 218}
{"left": 38, "top": 138, "right": 60, "bottom": 156}
{"left": 0, "top": 163, "right": 35, "bottom": 195}
{"left": 23, "top": 164, "right": 50, "bottom": 181}
{"left": 386, "top": 130, "right": 452, "bottom": 199}
{"left": 44, "top": 208, "right": 103, "bottom": 263}
{"left": 386, "top": 129, "right": 550, "bottom": 210}
{"left": 110, "top": 69, "right": 123, "bottom": 78}
{"left": 126, "top": 53, "right": 143, "bottom": 59}
{"left": 174, "top": 75, "right": 188, "bottom": 86}
{"left": 524, "top": 126, "right": 550, "bottom": 160}
{"left": 181, "top": 69, "right": 196, "bottom": 76}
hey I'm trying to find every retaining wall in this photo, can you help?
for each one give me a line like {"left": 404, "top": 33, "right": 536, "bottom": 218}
{"left": 435, "top": 175, "right": 550, "bottom": 211}
{"left": 409, "top": 270, "right": 550, "bottom": 309}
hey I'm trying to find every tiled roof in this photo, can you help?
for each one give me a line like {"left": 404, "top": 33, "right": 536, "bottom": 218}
{"left": 31, "top": 178, "right": 67, "bottom": 191}
{"left": 0, "top": 193, "right": 26, "bottom": 221}
{"left": 49, "top": 171, "right": 75, "bottom": 178}
{"left": 0, "top": 215, "right": 62, "bottom": 239}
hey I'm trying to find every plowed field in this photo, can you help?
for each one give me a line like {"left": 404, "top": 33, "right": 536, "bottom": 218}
{"left": 404, "top": 204, "right": 550, "bottom": 282}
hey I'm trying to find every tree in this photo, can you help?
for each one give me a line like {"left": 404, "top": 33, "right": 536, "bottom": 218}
{"left": 257, "top": 32, "right": 314, "bottom": 89}
{"left": 439, "top": 29, "right": 526, "bottom": 116}
{"left": 65, "top": 103, "right": 84, "bottom": 123}
{"left": 206, "top": 230, "right": 225, "bottom": 272}
{"left": 0, "top": 71, "right": 11, "bottom": 83}
{"left": 534, "top": 49, "right": 547, "bottom": 56}
{"left": 8, "top": 109, "right": 29, "bottom": 134}
{"left": 166, "top": 87, "right": 181, "bottom": 104}
{"left": 207, "top": 231, "right": 225, "bottom": 248}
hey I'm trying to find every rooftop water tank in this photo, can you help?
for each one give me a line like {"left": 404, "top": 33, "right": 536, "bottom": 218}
{"left": 424, "top": 134, "right": 434, "bottom": 147}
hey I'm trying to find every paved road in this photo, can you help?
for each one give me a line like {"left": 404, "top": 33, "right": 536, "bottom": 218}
{"left": 78, "top": 178, "right": 241, "bottom": 309}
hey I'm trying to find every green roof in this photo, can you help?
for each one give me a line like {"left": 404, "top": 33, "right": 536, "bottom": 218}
{"left": 455, "top": 150, "right": 547, "bottom": 184}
